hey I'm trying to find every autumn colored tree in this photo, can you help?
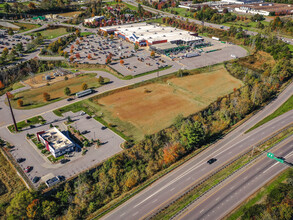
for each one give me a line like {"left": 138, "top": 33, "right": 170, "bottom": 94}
{"left": 76, "top": 40, "right": 80, "bottom": 45}
{"left": 110, "top": 34, "right": 114, "bottom": 40}
{"left": 98, "top": 76, "right": 104, "bottom": 84}
{"left": 87, "top": 54, "right": 92, "bottom": 59}
{"left": 75, "top": 53, "right": 80, "bottom": 59}
{"left": 151, "top": 50, "right": 155, "bottom": 58}
{"left": 43, "top": 92, "right": 50, "bottom": 101}
{"left": 28, "top": 2, "right": 36, "bottom": 9}
{"left": 64, "top": 87, "right": 71, "bottom": 96}
{"left": 26, "top": 199, "right": 39, "bottom": 219}
{"left": 75, "top": 29, "right": 80, "bottom": 37}
{"left": 82, "top": 83, "right": 88, "bottom": 90}
{"left": 120, "top": 59, "right": 124, "bottom": 65}
{"left": 0, "top": 80, "right": 4, "bottom": 89}
{"left": 70, "top": 49, "right": 73, "bottom": 54}
{"left": 69, "top": 56, "right": 74, "bottom": 62}
{"left": 103, "top": 31, "right": 108, "bottom": 38}
{"left": 80, "top": 37, "right": 83, "bottom": 41}
{"left": 17, "top": 99, "right": 23, "bottom": 107}
{"left": 6, "top": 92, "right": 13, "bottom": 99}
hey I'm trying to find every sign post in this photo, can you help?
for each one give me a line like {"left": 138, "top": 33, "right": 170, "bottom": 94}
{"left": 267, "top": 152, "right": 284, "bottom": 163}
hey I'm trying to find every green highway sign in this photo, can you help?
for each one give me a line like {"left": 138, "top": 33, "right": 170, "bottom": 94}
{"left": 267, "top": 152, "right": 284, "bottom": 163}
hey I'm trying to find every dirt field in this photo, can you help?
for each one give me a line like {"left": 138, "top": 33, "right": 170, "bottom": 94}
{"left": 93, "top": 65, "right": 243, "bottom": 140}
{"left": 24, "top": 71, "right": 75, "bottom": 89}
{"left": 13, "top": 73, "right": 107, "bottom": 109}
{"left": 58, "top": 11, "right": 82, "bottom": 17}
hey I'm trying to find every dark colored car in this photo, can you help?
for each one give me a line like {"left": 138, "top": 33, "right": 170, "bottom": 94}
{"left": 32, "top": 176, "right": 40, "bottom": 183}
{"left": 60, "top": 159, "right": 70, "bottom": 164}
{"left": 67, "top": 98, "right": 74, "bottom": 101}
{"left": 81, "top": 130, "right": 89, "bottom": 135}
{"left": 207, "top": 158, "right": 217, "bottom": 164}
{"left": 86, "top": 116, "right": 91, "bottom": 119}
{"left": 17, "top": 158, "right": 25, "bottom": 163}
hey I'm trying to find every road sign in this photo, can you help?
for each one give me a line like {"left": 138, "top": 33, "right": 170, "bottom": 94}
{"left": 267, "top": 152, "right": 284, "bottom": 163}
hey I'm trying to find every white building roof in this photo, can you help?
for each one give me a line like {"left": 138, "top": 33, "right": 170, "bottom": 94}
{"left": 40, "top": 127, "right": 73, "bottom": 150}
{"left": 101, "top": 23, "right": 203, "bottom": 43}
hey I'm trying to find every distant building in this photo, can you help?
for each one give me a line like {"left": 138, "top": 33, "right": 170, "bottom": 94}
{"left": 84, "top": 16, "right": 105, "bottom": 24}
{"left": 37, "top": 127, "right": 75, "bottom": 158}
{"left": 100, "top": 23, "right": 204, "bottom": 47}
{"left": 221, "top": 0, "right": 263, "bottom": 4}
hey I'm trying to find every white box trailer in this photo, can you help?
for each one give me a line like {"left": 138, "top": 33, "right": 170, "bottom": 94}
{"left": 212, "top": 37, "right": 219, "bottom": 41}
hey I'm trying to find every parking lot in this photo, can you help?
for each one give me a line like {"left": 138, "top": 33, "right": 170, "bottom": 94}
{"left": 0, "top": 32, "right": 31, "bottom": 53}
{"left": 0, "top": 110, "right": 124, "bottom": 188}
{"left": 64, "top": 34, "right": 174, "bottom": 76}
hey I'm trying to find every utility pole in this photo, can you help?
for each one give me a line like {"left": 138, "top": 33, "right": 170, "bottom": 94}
{"left": 6, "top": 92, "right": 18, "bottom": 132}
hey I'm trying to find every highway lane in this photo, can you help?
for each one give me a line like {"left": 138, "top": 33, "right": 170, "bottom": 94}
{"left": 101, "top": 105, "right": 293, "bottom": 220}
{"left": 177, "top": 136, "right": 293, "bottom": 220}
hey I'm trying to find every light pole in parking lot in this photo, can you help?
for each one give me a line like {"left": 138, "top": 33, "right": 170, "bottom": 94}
{"left": 6, "top": 92, "right": 18, "bottom": 132}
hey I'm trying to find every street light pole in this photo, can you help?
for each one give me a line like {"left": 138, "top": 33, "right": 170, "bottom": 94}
{"left": 6, "top": 92, "right": 18, "bottom": 132}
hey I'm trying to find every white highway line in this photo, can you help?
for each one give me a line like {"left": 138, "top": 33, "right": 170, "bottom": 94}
{"left": 263, "top": 162, "right": 279, "bottom": 173}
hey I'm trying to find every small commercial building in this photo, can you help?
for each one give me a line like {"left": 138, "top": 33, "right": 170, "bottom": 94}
{"left": 37, "top": 127, "right": 75, "bottom": 158}
{"left": 84, "top": 16, "right": 105, "bottom": 24}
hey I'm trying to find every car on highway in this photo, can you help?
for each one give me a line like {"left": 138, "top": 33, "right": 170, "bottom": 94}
{"left": 24, "top": 166, "right": 32, "bottom": 173}
{"left": 207, "top": 158, "right": 217, "bottom": 164}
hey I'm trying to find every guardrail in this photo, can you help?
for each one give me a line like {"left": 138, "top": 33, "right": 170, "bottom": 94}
{"left": 148, "top": 123, "right": 293, "bottom": 220}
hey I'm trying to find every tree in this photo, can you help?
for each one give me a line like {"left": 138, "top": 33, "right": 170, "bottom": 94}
{"left": 75, "top": 29, "right": 80, "bottom": 37}
{"left": 120, "top": 59, "right": 124, "bottom": 65}
{"left": 28, "top": 2, "right": 36, "bottom": 9}
{"left": 76, "top": 40, "right": 80, "bottom": 45}
{"left": 134, "top": 43, "right": 139, "bottom": 51}
{"left": 15, "top": 42, "right": 24, "bottom": 52}
{"left": 17, "top": 99, "right": 23, "bottom": 107}
{"left": 98, "top": 76, "right": 104, "bottom": 84}
{"left": 26, "top": 199, "right": 40, "bottom": 219}
{"left": 42, "top": 200, "right": 58, "bottom": 219}
{"left": 0, "top": 80, "right": 4, "bottom": 89}
{"left": 87, "top": 54, "right": 92, "bottom": 59}
{"left": 180, "top": 120, "right": 205, "bottom": 151}
{"left": 43, "top": 92, "right": 50, "bottom": 101}
{"left": 103, "top": 31, "right": 108, "bottom": 38}
{"left": 2, "top": 47, "right": 9, "bottom": 59}
{"left": 69, "top": 56, "right": 74, "bottom": 62}
{"left": 110, "top": 34, "right": 114, "bottom": 40}
{"left": 6, "top": 191, "right": 34, "bottom": 219}
{"left": 3, "top": 3, "right": 11, "bottom": 13}
{"left": 64, "top": 87, "right": 71, "bottom": 96}
{"left": 64, "top": 51, "right": 69, "bottom": 58}
{"left": 75, "top": 53, "right": 80, "bottom": 59}
{"left": 82, "top": 83, "right": 88, "bottom": 90}
{"left": 151, "top": 50, "right": 155, "bottom": 58}
{"left": 8, "top": 28, "right": 14, "bottom": 36}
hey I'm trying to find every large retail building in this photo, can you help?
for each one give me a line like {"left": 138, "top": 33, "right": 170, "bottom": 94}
{"left": 100, "top": 22, "right": 204, "bottom": 46}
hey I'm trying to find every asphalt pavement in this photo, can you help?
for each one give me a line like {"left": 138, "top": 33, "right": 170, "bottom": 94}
{"left": 177, "top": 137, "right": 293, "bottom": 220}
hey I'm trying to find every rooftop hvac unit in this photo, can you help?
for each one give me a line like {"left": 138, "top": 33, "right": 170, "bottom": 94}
{"left": 138, "top": 27, "right": 141, "bottom": 29}
{"left": 163, "top": 35, "right": 166, "bottom": 37}
{"left": 155, "top": 32, "right": 157, "bottom": 34}
{"left": 131, "top": 25, "right": 133, "bottom": 27}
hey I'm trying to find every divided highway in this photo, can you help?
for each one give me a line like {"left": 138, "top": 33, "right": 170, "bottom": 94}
{"left": 177, "top": 137, "right": 293, "bottom": 220}
{"left": 101, "top": 82, "right": 293, "bottom": 220}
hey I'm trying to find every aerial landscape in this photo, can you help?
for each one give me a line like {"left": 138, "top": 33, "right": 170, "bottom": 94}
{"left": 0, "top": 0, "right": 292, "bottom": 219}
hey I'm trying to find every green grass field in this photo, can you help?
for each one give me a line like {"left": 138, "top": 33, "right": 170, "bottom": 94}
{"left": 247, "top": 95, "right": 293, "bottom": 133}
{"left": 11, "top": 73, "right": 108, "bottom": 109}
{"left": 11, "top": 82, "right": 25, "bottom": 90}
{"left": 15, "top": 22, "right": 41, "bottom": 33}
{"left": 28, "top": 27, "right": 71, "bottom": 39}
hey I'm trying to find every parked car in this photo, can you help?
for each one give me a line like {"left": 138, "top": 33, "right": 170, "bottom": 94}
{"left": 67, "top": 98, "right": 74, "bottom": 101}
{"left": 60, "top": 159, "right": 69, "bottom": 164}
{"left": 24, "top": 166, "right": 32, "bottom": 173}
{"left": 81, "top": 130, "right": 89, "bottom": 135}
{"left": 32, "top": 176, "right": 40, "bottom": 183}
{"left": 86, "top": 116, "right": 91, "bottom": 119}
{"left": 17, "top": 158, "right": 25, "bottom": 163}
{"left": 207, "top": 158, "right": 217, "bottom": 164}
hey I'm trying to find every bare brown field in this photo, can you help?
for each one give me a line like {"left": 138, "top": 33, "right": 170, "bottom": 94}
{"left": 58, "top": 11, "right": 82, "bottom": 17}
{"left": 24, "top": 71, "right": 75, "bottom": 89}
{"left": 95, "top": 65, "right": 243, "bottom": 139}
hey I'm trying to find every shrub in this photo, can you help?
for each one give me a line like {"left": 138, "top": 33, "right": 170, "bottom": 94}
{"left": 43, "top": 92, "right": 50, "bottom": 101}
{"left": 17, "top": 99, "right": 23, "bottom": 107}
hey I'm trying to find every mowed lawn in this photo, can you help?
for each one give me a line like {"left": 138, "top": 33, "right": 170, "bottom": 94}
{"left": 11, "top": 73, "right": 108, "bottom": 109}
{"left": 92, "top": 65, "right": 243, "bottom": 140}
{"left": 15, "top": 22, "right": 41, "bottom": 33}
{"left": 28, "top": 27, "right": 70, "bottom": 39}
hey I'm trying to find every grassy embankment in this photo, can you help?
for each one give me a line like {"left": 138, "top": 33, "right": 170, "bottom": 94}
{"left": 247, "top": 95, "right": 293, "bottom": 133}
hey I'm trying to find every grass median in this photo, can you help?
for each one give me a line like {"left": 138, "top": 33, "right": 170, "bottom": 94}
{"left": 246, "top": 95, "right": 293, "bottom": 133}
